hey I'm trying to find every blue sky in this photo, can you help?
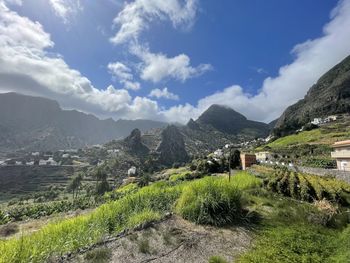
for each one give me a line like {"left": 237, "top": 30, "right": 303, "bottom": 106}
{"left": 1, "top": 0, "right": 350, "bottom": 123}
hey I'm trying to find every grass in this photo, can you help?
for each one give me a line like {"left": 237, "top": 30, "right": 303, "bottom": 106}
{"left": 265, "top": 126, "right": 350, "bottom": 149}
{"left": 208, "top": 255, "right": 229, "bottom": 263}
{"left": 84, "top": 247, "right": 111, "bottom": 263}
{"left": 239, "top": 185, "right": 350, "bottom": 263}
{"left": 1, "top": 166, "right": 348, "bottom": 263}
{"left": 175, "top": 173, "right": 261, "bottom": 226}
{"left": 238, "top": 224, "right": 339, "bottom": 263}
{"left": 0, "top": 181, "right": 182, "bottom": 262}
{"left": 138, "top": 238, "right": 151, "bottom": 254}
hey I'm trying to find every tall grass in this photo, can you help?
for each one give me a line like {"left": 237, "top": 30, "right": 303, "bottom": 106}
{"left": 0, "top": 181, "right": 181, "bottom": 263}
{"left": 176, "top": 176, "right": 252, "bottom": 226}
{"left": 0, "top": 171, "right": 262, "bottom": 262}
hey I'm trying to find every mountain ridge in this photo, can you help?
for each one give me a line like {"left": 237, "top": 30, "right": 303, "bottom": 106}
{"left": 0, "top": 92, "right": 167, "bottom": 152}
{"left": 274, "top": 55, "right": 350, "bottom": 136}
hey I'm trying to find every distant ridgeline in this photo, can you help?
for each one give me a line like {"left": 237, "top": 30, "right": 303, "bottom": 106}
{"left": 273, "top": 55, "right": 350, "bottom": 137}
{"left": 104, "top": 104, "right": 271, "bottom": 167}
{"left": 0, "top": 92, "right": 167, "bottom": 152}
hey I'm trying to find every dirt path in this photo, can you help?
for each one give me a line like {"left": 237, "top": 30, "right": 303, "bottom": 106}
{"left": 69, "top": 215, "right": 252, "bottom": 263}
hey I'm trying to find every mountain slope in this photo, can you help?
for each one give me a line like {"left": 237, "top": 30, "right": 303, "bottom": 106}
{"left": 274, "top": 55, "right": 350, "bottom": 136}
{"left": 195, "top": 104, "right": 270, "bottom": 137}
{"left": 0, "top": 93, "right": 167, "bottom": 152}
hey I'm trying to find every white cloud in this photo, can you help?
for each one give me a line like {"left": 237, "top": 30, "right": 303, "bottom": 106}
{"left": 2, "top": 0, "right": 350, "bottom": 125}
{"left": 162, "top": 0, "right": 350, "bottom": 123}
{"left": 110, "top": 0, "right": 198, "bottom": 44}
{"left": 110, "top": 0, "right": 211, "bottom": 83}
{"left": 107, "top": 62, "right": 141, "bottom": 90}
{"left": 0, "top": 2, "right": 160, "bottom": 120}
{"left": 131, "top": 44, "right": 212, "bottom": 83}
{"left": 149, "top": 87, "right": 179, "bottom": 100}
{"left": 48, "top": 0, "right": 82, "bottom": 24}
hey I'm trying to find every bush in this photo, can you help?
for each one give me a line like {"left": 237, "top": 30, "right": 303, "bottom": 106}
{"left": 208, "top": 255, "right": 229, "bottom": 263}
{"left": 176, "top": 177, "right": 243, "bottom": 226}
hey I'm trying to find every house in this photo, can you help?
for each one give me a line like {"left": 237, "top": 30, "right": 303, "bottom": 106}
{"left": 311, "top": 118, "right": 323, "bottom": 125}
{"left": 331, "top": 140, "right": 350, "bottom": 171}
{"left": 255, "top": 151, "right": 273, "bottom": 162}
{"left": 325, "top": 115, "right": 338, "bottom": 122}
{"left": 240, "top": 153, "right": 257, "bottom": 170}
{"left": 128, "top": 166, "right": 137, "bottom": 176}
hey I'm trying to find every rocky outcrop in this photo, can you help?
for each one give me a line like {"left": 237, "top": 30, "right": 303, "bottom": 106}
{"left": 124, "top": 129, "right": 149, "bottom": 156}
{"left": 274, "top": 55, "right": 350, "bottom": 136}
{"left": 156, "top": 125, "right": 189, "bottom": 166}
{"left": 186, "top": 118, "right": 201, "bottom": 130}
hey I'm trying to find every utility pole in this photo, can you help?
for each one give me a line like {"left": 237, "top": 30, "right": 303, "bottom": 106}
{"left": 225, "top": 144, "right": 232, "bottom": 182}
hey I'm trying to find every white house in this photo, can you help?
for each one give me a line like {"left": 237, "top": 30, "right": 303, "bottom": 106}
{"left": 128, "top": 166, "right": 137, "bottom": 176}
{"left": 311, "top": 118, "right": 323, "bottom": 125}
{"left": 331, "top": 140, "right": 350, "bottom": 171}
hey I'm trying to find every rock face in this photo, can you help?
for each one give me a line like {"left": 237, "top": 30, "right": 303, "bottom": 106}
{"left": 274, "top": 55, "right": 350, "bottom": 136}
{"left": 186, "top": 118, "right": 201, "bottom": 130}
{"left": 123, "top": 129, "right": 149, "bottom": 156}
{"left": 156, "top": 125, "right": 189, "bottom": 166}
{"left": 0, "top": 92, "right": 167, "bottom": 152}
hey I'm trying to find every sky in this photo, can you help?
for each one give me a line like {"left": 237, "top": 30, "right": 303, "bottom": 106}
{"left": 0, "top": 0, "right": 350, "bottom": 124}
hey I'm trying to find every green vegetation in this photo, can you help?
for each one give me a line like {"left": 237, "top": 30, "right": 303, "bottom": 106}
{"left": 176, "top": 177, "right": 243, "bottom": 226}
{"left": 262, "top": 167, "right": 350, "bottom": 205}
{"left": 0, "top": 197, "right": 94, "bottom": 223}
{"left": 176, "top": 173, "right": 260, "bottom": 226}
{"left": 208, "top": 255, "right": 229, "bottom": 263}
{"left": 84, "top": 247, "right": 112, "bottom": 263}
{"left": 268, "top": 123, "right": 350, "bottom": 149}
{"left": 138, "top": 238, "right": 151, "bottom": 254}
{"left": 0, "top": 181, "right": 181, "bottom": 262}
{"left": 0, "top": 165, "right": 349, "bottom": 263}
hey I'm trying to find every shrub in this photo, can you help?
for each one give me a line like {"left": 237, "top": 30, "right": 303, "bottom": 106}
{"left": 208, "top": 255, "right": 229, "bottom": 263}
{"left": 84, "top": 247, "right": 111, "bottom": 263}
{"left": 0, "top": 223, "right": 18, "bottom": 237}
{"left": 176, "top": 177, "right": 243, "bottom": 226}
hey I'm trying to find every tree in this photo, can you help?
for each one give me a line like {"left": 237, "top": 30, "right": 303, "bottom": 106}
{"left": 93, "top": 168, "right": 109, "bottom": 195}
{"left": 230, "top": 150, "right": 241, "bottom": 169}
{"left": 67, "top": 173, "right": 83, "bottom": 199}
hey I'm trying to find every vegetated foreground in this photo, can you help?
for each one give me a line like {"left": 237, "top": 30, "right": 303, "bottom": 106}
{"left": 0, "top": 168, "right": 349, "bottom": 263}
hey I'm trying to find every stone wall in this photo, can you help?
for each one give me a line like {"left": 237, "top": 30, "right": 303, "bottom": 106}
{"left": 290, "top": 166, "right": 350, "bottom": 183}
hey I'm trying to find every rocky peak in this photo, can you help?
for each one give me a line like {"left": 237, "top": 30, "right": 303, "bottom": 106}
{"left": 186, "top": 118, "right": 201, "bottom": 130}
{"left": 124, "top": 128, "right": 149, "bottom": 156}
{"left": 156, "top": 125, "right": 189, "bottom": 166}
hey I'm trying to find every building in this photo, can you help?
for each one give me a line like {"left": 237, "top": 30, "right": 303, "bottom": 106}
{"left": 255, "top": 151, "right": 273, "bottom": 162}
{"left": 240, "top": 153, "right": 257, "bottom": 170}
{"left": 311, "top": 118, "right": 323, "bottom": 125}
{"left": 331, "top": 140, "right": 350, "bottom": 171}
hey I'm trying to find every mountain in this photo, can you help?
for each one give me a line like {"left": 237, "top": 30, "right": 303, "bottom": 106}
{"left": 156, "top": 125, "right": 189, "bottom": 166}
{"left": 133, "top": 105, "right": 270, "bottom": 159}
{"left": 0, "top": 93, "right": 167, "bottom": 152}
{"left": 123, "top": 129, "right": 150, "bottom": 156}
{"left": 274, "top": 55, "right": 350, "bottom": 136}
{"left": 195, "top": 104, "right": 269, "bottom": 137}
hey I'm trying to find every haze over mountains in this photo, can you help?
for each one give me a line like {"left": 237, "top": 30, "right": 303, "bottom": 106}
{"left": 0, "top": 93, "right": 166, "bottom": 152}
{"left": 0, "top": 92, "right": 272, "bottom": 154}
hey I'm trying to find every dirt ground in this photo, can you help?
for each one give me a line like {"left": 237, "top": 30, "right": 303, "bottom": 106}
{"left": 68, "top": 215, "right": 252, "bottom": 263}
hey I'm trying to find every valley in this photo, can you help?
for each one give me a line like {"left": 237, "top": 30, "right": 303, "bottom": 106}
{"left": 0, "top": 5, "right": 349, "bottom": 262}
